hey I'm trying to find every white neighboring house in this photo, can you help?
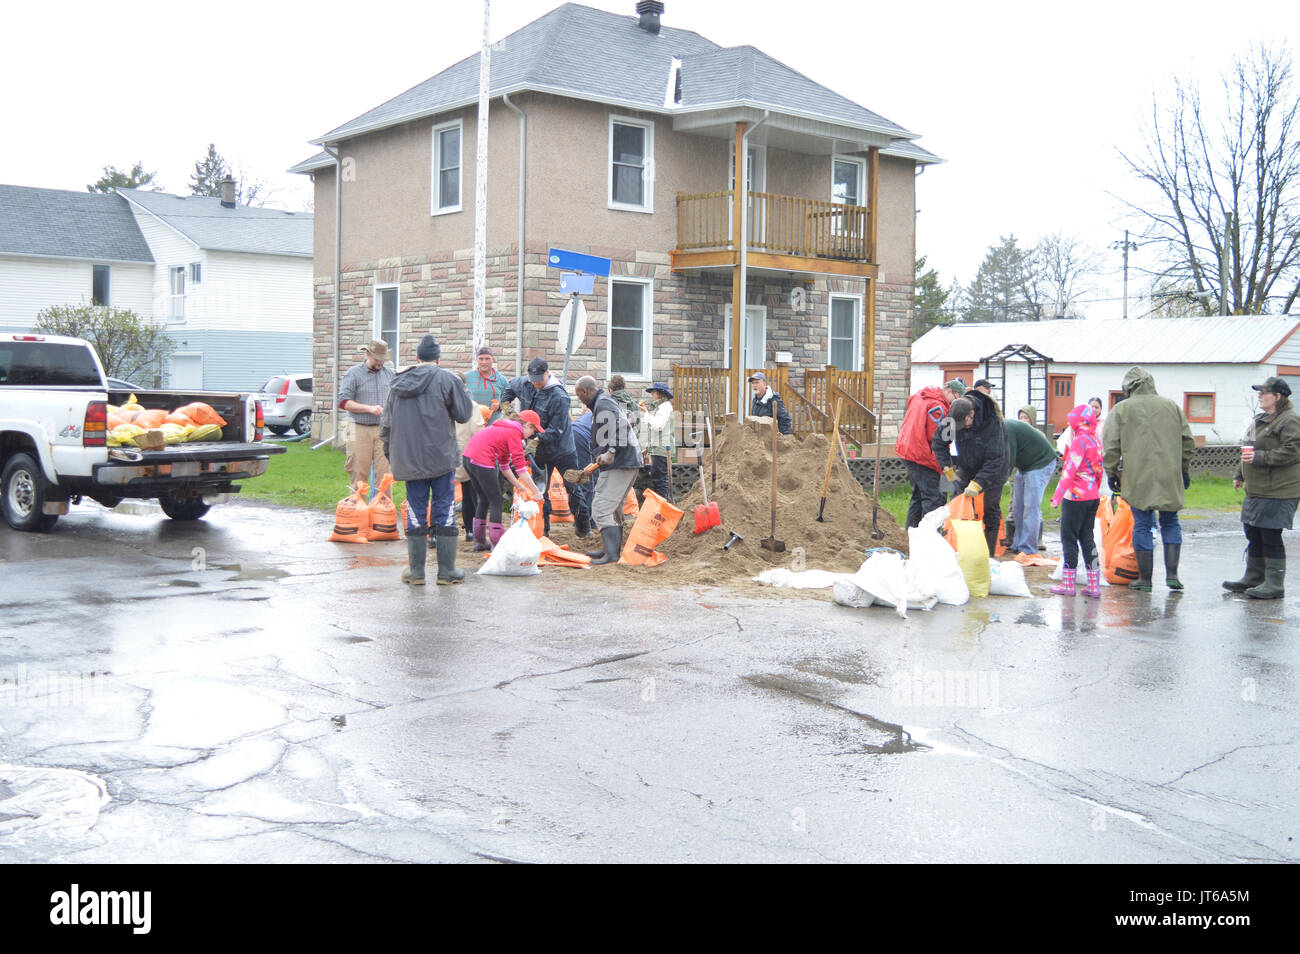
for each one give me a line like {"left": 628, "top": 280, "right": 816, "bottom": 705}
{"left": 911, "top": 317, "right": 1300, "bottom": 443}
{"left": 117, "top": 187, "right": 313, "bottom": 391}
{"left": 0, "top": 185, "right": 155, "bottom": 346}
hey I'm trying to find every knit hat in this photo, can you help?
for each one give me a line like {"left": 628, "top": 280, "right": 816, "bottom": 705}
{"left": 416, "top": 335, "right": 441, "bottom": 361}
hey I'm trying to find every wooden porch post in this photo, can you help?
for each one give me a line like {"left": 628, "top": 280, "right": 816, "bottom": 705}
{"left": 730, "top": 121, "right": 747, "bottom": 417}
{"left": 864, "top": 146, "right": 880, "bottom": 413}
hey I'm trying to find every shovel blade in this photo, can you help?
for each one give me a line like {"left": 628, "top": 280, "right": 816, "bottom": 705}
{"left": 693, "top": 504, "right": 711, "bottom": 534}
{"left": 760, "top": 537, "right": 786, "bottom": 553}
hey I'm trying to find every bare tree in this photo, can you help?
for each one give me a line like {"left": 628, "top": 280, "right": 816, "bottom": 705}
{"left": 1028, "top": 232, "right": 1104, "bottom": 318}
{"left": 1118, "top": 44, "right": 1300, "bottom": 315}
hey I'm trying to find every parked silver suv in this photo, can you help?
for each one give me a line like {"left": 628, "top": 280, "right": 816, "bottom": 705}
{"left": 259, "top": 374, "right": 313, "bottom": 435}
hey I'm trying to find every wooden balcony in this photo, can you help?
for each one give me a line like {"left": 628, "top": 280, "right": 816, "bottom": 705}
{"left": 672, "top": 190, "right": 877, "bottom": 278}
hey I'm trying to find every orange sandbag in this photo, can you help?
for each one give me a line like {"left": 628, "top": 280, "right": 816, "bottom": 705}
{"left": 623, "top": 488, "right": 640, "bottom": 518}
{"left": 106, "top": 412, "right": 128, "bottom": 430}
{"left": 511, "top": 489, "right": 545, "bottom": 538}
{"left": 454, "top": 480, "right": 463, "bottom": 504}
{"left": 367, "top": 474, "right": 401, "bottom": 541}
{"left": 176, "top": 402, "right": 227, "bottom": 428}
{"left": 129, "top": 408, "right": 168, "bottom": 429}
{"left": 329, "top": 482, "right": 371, "bottom": 543}
{"left": 618, "top": 489, "right": 684, "bottom": 567}
{"left": 536, "top": 537, "right": 592, "bottom": 567}
{"left": 165, "top": 410, "right": 196, "bottom": 426}
{"left": 1103, "top": 496, "right": 1140, "bottom": 585}
{"left": 942, "top": 492, "right": 1005, "bottom": 556}
{"left": 548, "top": 469, "right": 574, "bottom": 523}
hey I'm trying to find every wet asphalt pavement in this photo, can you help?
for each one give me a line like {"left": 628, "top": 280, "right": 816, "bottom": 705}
{"left": 1, "top": 500, "right": 1297, "bottom": 864}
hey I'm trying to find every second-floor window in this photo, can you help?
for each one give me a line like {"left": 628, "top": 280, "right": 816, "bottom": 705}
{"left": 609, "top": 117, "right": 653, "bottom": 212}
{"left": 190, "top": 262, "right": 202, "bottom": 283}
{"left": 169, "top": 266, "right": 186, "bottom": 318}
{"left": 92, "top": 264, "right": 110, "bottom": 305}
{"left": 431, "top": 120, "right": 462, "bottom": 214}
{"left": 832, "top": 156, "right": 864, "bottom": 206}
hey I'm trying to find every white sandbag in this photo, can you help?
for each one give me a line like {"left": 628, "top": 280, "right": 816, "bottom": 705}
{"left": 908, "top": 509, "right": 969, "bottom": 606}
{"left": 832, "top": 579, "right": 875, "bottom": 609}
{"left": 850, "top": 551, "right": 911, "bottom": 618}
{"left": 753, "top": 568, "right": 850, "bottom": 589}
{"left": 988, "top": 559, "right": 1033, "bottom": 598}
{"left": 477, "top": 519, "right": 542, "bottom": 576}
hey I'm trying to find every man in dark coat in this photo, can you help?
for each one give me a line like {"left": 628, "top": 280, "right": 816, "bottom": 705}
{"left": 574, "top": 375, "right": 642, "bottom": 565}
{"left": 380, "top": 334, "right": 473, "bottom": 585}
{"left": 501, "top": 357, "right": 577, "bottom": 536}
{"left": 748, "top": 372, "right": 792, "bottom": 434}
{"left": 931, "top": 389, "right": 1009, "bottom": 557}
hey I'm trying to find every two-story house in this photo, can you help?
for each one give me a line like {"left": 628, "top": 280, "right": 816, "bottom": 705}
{"left": 294, "top": 1, "right": 938, "bottom": 440}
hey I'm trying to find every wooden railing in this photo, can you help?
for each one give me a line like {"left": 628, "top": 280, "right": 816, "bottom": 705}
{"left": 676, "top": 191, "right": 873, "bottom": 261}
{"left": 672, "top": 364, "right": 874, "bottom": 445}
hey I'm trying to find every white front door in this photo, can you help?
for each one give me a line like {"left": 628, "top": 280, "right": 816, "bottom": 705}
{"left": 171, "top": 353, "right": 203, "bottom": 389}
{"left": 724, "top": 305, "right": 767, "bottom": 374}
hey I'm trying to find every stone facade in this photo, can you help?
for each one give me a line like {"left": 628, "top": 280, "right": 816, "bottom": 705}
{"left": 312, "top": 242, "right": 912, "bottom": 441}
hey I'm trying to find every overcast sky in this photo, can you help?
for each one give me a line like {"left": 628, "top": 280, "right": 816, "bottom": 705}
{"left": 3, "top": 0, "right": 1291, "bottom": 314}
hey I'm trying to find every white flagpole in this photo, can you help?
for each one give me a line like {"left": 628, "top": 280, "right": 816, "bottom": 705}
{"left": 473, "top": 0, "right": 490, "bottom": 352}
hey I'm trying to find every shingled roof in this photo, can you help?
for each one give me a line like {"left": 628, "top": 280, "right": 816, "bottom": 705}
{"left": 312, "top": 2, "right": 933, "bottom": 159}
{"left": 118, "top": 189, "right": 313, "bottom": 258}
{"left": 0, "top": 184, "right": 153, "bottom": 263}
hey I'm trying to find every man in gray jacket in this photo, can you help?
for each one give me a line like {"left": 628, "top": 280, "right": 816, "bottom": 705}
{"left": 574, "top": 375, "right": 642, "bottom": 565}
{"left": 381, "top": 334, "right": 474, "bottom": 585}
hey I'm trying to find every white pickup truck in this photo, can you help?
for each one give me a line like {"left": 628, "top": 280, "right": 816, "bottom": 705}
{"left": 0, "top": 333, "right": 285, "bottom": 531}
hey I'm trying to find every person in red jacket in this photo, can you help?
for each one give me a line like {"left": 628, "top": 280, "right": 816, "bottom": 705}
{"left": 462, "top": 410, "right": 544, "bottom": 550}
{"left": 896, "top": 379, "right": 965, "bottom": 527}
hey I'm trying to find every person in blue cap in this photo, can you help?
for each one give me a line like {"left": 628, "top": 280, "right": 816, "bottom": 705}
{"left": 639, "top": 382, "right": 676, "bottom": 502}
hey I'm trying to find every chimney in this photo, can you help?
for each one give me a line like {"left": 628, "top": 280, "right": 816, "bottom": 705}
{"left": 220, "top": 175, "right": 236, "bottom": 208}
{"left": 636, "top": 1, "right": 663, "bottom": 34}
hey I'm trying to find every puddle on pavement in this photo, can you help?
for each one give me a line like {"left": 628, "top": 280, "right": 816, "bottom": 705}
{"left": 791, "top": 655, "right": 882, "bottom": 686}
{"left": 213, "top": 563, "right": 289, "bottom": 582}
{"left": 349, "top": 555, "right": 403, "bottom": 569}
{"left": 742, "top": 673, "right": 927, "bottom": 754}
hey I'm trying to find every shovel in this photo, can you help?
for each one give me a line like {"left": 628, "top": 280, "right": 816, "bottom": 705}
{"left": 693, "top": 459, "right": 720, "bottom": 533}
{"left": 871, "top": 390, "right": 885, "bottom": 541}
{"left": 816, "top": 397, "right": 844, "bottom": 522}
{"left": 760, "top": 414, "right": 786, "bottom": 553}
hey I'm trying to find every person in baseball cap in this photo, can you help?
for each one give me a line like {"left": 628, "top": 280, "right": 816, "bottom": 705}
{"left": 748, "top": 371, "right": 791, "bottom": 434}
{"left": 1252, "top": 375, "right": 1292, "bottom": 397}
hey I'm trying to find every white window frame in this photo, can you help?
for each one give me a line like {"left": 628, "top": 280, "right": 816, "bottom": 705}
{"left": 189, "top": 262, "right": 202, "bottom": 284}
{"left": 92, "top": 264, "right": 111, "bottom": 306}
{"left": 374, "top": 284, "right": 400, "bottom": 370}
{"left": 608, "top": 115, "right": 654, "bottom": 213}
{"left": 430, "top": 119, "right": 463, "bottom": 216}
{"left": 723, "top": 304, "right": 769, "bottom": 373}
{"left": 169, "top": 266, "right": 186, "bottom": 319}
{"left": 831, "top": 155, "right": 866, "bottom": 207}
{"left": 828, "top": 293, "right": 864, "bottom": 371}
{"left": 606, "top": 276, "right": 654, "bottom": 380}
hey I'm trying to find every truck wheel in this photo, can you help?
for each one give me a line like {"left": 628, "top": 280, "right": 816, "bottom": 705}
{"left": 292, "top": 410, "right": 312, "bottom": 436}
{"left": 2, "top": 452, "right": 60, "bottom": 532}
{"left": 159, "top": 493, "right": 211, "bottom": 521}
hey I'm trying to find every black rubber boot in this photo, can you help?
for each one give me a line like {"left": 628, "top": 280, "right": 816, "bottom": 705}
{"left": 1245, "top": 557, "right": 1285, "bottom": 600}
{"left": 1223, "top": 555, "right": 1265, "bottom": 592}
{"left": 401, "top": 534, "right": 427, "bottom": 585}
{"left": 1130, "top": 549, "right": 1154, "bottom": 591}
{"left": 1163, "top": 543, "right": 1183, "bottom": 590}
{"left": 574, "top": 509, "right": 592, "bottom": 538}
{"left": 589, "top": 525, "right": 622, "bottom": 565}
{"left": 434, "top": 528, "right": 464, "bottom": 585}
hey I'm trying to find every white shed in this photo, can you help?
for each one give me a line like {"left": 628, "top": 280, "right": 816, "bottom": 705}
{"left": 911, "top": 317, "right": 1300, "bottom": 442}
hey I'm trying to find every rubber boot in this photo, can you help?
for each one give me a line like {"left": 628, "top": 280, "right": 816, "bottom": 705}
{"left": 1130, "top": 550, "right": 1154, "bottom": 591}
{"left": 574, "top": 509, "right": 592, "bottom": 538}
{"left": 1050, "top": 567, "right": 1076, "bottom": 596}
{"left": 1163, "top": 543, "right": 1183, "bottom": 590}
{"left": 488, "top": 522, "right": 506, "bottom": 549}
{"left": 472, "top": 518, "right": 490, "bottom": 552}
{"left": 590, "top": 524, "right": 622, "bottom": 565}
{"left": 434, "top": 528, "right": 464, "bottom": 585}
{"left": 401, "top": 533, "right": 427, "bottom": 585}
{"left": 1084, "top": 564, "right": 1102, "bottom": 598}
{"left": 1245, "top": 557, "right": 1285, "bottom": 600}
{"left": 1223, "top": 555, "right": 1265, "bottom": 592}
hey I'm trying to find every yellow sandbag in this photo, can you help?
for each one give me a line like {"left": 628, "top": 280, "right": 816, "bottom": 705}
{"left": 329, "top": 482, "right": 371, "bottom": 544}
{"left": 108, "top": 423, "right": 146, "bottom": 446}
{"left": 367, "top": 474, "right": 401, "bottom": 541}
{"left": 187, "top": 423, "right": 222, "bottom": 442}
{"left": 121, "top": 394, "right": 144, "bottom": 412}
{"left": 159, "top": 422, "right": 194, "bottom": 445}
{"left": 949, "top": 497, "right": 991, "bottom": 598}
{"left": 618, "top": 490, "right": 684, "bottom": 567}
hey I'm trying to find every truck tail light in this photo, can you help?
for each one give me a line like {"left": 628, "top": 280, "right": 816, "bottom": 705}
{"left": 84, "top": 400, "right": 107, "bottom": 447}
{"left": 254, "top": 400, "right": 264, "bottom": 442}
{"left": 276, "top": 378, "right": 290, "bottom": 403}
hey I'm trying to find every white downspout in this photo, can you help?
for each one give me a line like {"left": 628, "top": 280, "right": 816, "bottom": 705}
{"left": 738, "top": 110, "right": 770, "bottom": 423}
{"left": 503, "top": 93, "right": 526, "bottom": 376}
{"left": 317, "top": 144, "right": 342, "bottom": 450}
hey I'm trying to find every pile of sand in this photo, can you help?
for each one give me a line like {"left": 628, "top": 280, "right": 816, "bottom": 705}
{"left": 607, "top": 419, "right": 908, "bottom": 587}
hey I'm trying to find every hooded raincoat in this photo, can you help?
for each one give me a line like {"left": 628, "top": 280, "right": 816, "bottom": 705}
{"left": 1102, "top": 367, "right": 1194, "bottom": 512}
{"left": 379, "top": 363, "right": 473, "bottom": 480}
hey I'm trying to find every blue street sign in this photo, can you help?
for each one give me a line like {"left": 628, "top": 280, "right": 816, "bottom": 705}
{"left": 547, "top": 247, "right": 611, "bottom": 277}
{"left": 559, "top": 272, "right": 595, "bottom": 295}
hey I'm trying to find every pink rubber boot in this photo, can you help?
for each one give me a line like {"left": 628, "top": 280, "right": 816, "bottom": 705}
{"left": 1051, "top": 567, "right": 1077, "bottom": 596}
{"left": 1084, "top": 565, "right": 1102, "bottom": 598}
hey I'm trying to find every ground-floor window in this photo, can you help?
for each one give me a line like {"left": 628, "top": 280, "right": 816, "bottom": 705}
{"left": 375, "top": 285, "right": 399, "bottom": 368}
{"left": 609, "top": 278, "right": 652, "bottom": 379}
{"left": 829, "top": 294, "right": 862, "bottom": 370}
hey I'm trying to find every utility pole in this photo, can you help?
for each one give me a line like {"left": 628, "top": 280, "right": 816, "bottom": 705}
{"left": 1112, "top": 230, "right": 1138, "bottom": 319}
{"left": 472, "top": 0, "right": 490, "bottom": 352}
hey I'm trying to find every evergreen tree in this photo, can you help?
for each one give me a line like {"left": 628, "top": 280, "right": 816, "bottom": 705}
{"left": 964, "top": 235, "right": 1039, "bottom": 322}
{"left": 87, "top": 162, "right": 158, "bottom": 193}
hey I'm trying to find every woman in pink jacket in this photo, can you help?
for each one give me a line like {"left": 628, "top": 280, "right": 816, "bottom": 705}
{"left": 1050, "top": 404, "right": 1105, "bottom": 597}
{"left": 462, "top": 410, "right": 543, "bottom": 550}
